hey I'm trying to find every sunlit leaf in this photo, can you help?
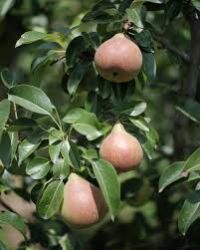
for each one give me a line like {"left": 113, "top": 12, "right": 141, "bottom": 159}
{"left": 159, "top": 162, "right": 185, "bottom": 192}
{"left": 8, "top": 85, "right": 54, "bottom": 116}
{"left": 0, "top": 0, "right": 15, "bottom": 19}
{"left": 92, "top": 159, "right": 120, "bottom": 219}
{"left": 178, "top": 189, "right": 200, "bottom": 235}
{"left": 183, "top": 148, "right": 200, "bottom": 173}
{"left": 26, "top": 157, "right": 51, "bottom": 180}
{"left": 37, "top": 180, "right": 64, "bottom": 219}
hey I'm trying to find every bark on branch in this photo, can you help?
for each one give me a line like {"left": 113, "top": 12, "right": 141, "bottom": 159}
{"left": 173, "top": 1, "right": 200, "bottom": 159}
{"left": 153, "top": 34, "right": 190, "bottom": 63}
{"left": 183, "top": 0, "right": 200, "bottom": 98}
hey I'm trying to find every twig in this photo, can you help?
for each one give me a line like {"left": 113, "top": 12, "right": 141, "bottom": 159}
{"left": 153, "top": 34, "right": 190, "bottom": 63}
{"left": 0, "top": 197, "right": 18, "bottom": 214}
{"left": 13, "top": 103, "right": 18, "bottom": 119}
{"left": 182, "top": 1, "right": 200, "bottom": 98}
{"left": 149, "top": 23, "right": 192, "bottom": 65}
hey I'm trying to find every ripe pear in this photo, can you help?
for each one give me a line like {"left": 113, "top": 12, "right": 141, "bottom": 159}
{"left": 100, "top": 123, "right": 143, "bottom": 172}
{"left": 61, "top": 173, "right": 107, "bottom": 228}
{"left": 94, "top": 33, "right": 143, "bottom": 83}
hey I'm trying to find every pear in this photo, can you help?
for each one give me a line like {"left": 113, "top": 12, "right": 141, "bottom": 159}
{"left": 94, "top": 33, "right": 143, "bottom": 83}
{"left": 100, "top": 123, "right": 143, "bottom": 171}
{"left": 61, "top": 173, "right": 107, "bottom": 228}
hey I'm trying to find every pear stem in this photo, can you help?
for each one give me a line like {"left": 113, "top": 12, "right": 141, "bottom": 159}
{"left": 112, "top": 123, "right": 125, "bottom": 133}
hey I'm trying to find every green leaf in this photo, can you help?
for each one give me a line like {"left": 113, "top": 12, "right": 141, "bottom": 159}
{"left": 142, "top": 140, "right": 154, "bottom": 160}
{"left": 165, "top": 0, "right": 182, "bottom": 24}
{"left": 82, "top": 10, "right": 115, "bottom": 24}
{"left": 67, "top": 61, "right": 91, "bottom": 95}
{"left": 158, "top": 162, "right": 185, "bottom": 192}
{"left": 130, "top": 102, "right": 147, "bottom": 117}
{"left": 53, "top": 158, "right": 70, "bottom": 179}
{"left": 73, "top": 123, "right": 102, "bottom": 141}
{"left": 134, "top": 30, "right": 153, "bottom": 51}
{"left": 16, "top": 31, "right": 66, "bottom": 48}
{"left": 49, "top": 128, "right": 64, "bottom": 145}
{"left": 176, "top": 99, "right": 200, "bottom": 123}
{"left": 81, "top": 148, "right": 98, "bottom": 161}
{"left": 82, "top": 32, "right": 100, "bottom": 49}
{"left": 0, "top": 240, "right": 7, "bottom": 250}
{"left": 46, "top": 32, "right": 66, "bottom": 48}
{"left": 143, "top": 52, "right": 156, "bottom": 82}
{"left": 0, "top": 68, "right": 15, "bottom": 88}
{"left": 49, "top": 143, "right": 61, "bottom": 164}
{"left": 63, "top": 108, "right": 100, "bottom": 127}
{"left": 6, "top": 159, "right": 26, "bottom": 175}
{"left": 143, "top": 127, "right": 159, "bottom": 160}
{"left": 91, "top": 0, "right": 116, "bottom": 12}
{"left": 68, "top": 141, "right": 80, "bottom": 169}
{"left": 129, "top": 117, "right": 149, "bottom": 132}
{"left": 0, "top": 132, "right": 11, "bottom": 168}
{"left": 15, "top": 31, "right": 48, "bottom": 48}
{"left": 178, "top": 190, "right": 200, "bottom": 235}
{"left": 183, "top": 148, "right": 200, "bottom": 173}
{"left": 31, "top": 50, "right": 61, "bottom": 74}
{"left": 187, "top": 172, "right": 200, "bottom": 183}
{"left": 9, "top": 131, "right": 18, "bottom": 161}
{"left": 131, "top": 0, "right": 163, "bottom": 8}
{"left": 26, "top": 157, "right": 51, "bottom": 180}
{"left": 8, "top": 85, "right": 54, "bottom": 116}
{"left": 18, "top": 139, "right": 40, "bottom": 165}
{"left": 8, "top": 118, "right": 37, "bottom": 132}
{"left": 61, "top": 139, "right": 80, "bottom": 169}
{"left": 59, "top": 235, "right": 74, "bottom": 250}
{"left": 92, "top": 159, "right": 120, "bottom": 219}
{"left": 126, "top": 8, "right": 143, "bottom": 31}
{"left": 0, "top": 99, "right": 10, "bottom": 140}
{"left": 0, "top": 211, "right": 27, "bottom": 238}
{"left": 192, "top": 0, "right": 200, "bottom": 11}
{"left": 0, "top": 184, "right": 10, "bottom": 194}
{"left": 0, "top": 0, "right": 15, "bottom": 19}
{"left": 37, "top": 180, "right": 64, "bottom": 219}
{"left": 0, "top": 160, "right": 3, "bottom": 174}
{"left": 66, "top": 36, "right": 86, "bottom": 67}
{"left": 145, "top": 127, "right": 159, "bottom": 148}
{"left": 31, "top": 183, "right": 43, "bottom": 204}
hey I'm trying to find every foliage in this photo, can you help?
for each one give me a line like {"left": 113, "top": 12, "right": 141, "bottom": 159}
{"left": 0, "top": 0, "right": 200, "bottom": 249}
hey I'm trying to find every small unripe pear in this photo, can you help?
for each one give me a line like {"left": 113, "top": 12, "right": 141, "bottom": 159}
{"left": 94, "top": 33, "right": 143, "bottom": 83}
{"left": 100, "top": 123, "right": 143, "bottom": 172}
{"left": 61, "top": 173, "right": 107, "bottom": 228}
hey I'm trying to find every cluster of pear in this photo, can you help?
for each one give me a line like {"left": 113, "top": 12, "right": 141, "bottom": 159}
{"left": 61, "top": 33, "right": 143, "bottom": 228}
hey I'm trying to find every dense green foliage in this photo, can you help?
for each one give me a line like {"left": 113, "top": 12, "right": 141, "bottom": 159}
{"left": 0, "top": 0, "right": 200, "bottom": 249}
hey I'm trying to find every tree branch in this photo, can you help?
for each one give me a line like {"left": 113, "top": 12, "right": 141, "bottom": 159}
{"left": 150, "top": 24, "right": 191, "bottom": 64}
{"left": 0, "top": 197, "right": 17, "bottom": 214}
{"left": 153, "top": 34, "right": 190, "bottom": 63}
{"left": 173, "top": 1, "right": 200, "bottom": 159}
{"left": 0, "top": 192, "right": 35, "bottom": 222}
{"left": 183, "top": 1, "right": 200, "bottom": 98}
